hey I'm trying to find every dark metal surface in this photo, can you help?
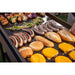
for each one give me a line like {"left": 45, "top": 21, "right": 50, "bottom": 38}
{"left": 0, "top": 43, "right": 6, "bottom": 62}
{"left": 0, "top": 43, "right": 11, "bottom": 62}
{"left": 0, "top": 25, "right": 25, "bottom": 62}
{"left": 0, "top": 13, "right": 74, "bottom": 62}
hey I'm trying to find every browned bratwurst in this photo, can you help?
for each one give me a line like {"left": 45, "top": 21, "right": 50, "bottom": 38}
{"left": 9, "top": 36, "right": 18, "bottom": 48}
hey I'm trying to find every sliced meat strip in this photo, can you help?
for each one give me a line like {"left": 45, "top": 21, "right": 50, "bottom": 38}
{"left": 9, "top": 36, "right": 18, "bottom": 48}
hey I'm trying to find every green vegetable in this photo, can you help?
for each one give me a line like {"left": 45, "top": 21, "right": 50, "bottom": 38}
{"left": 32, "top": 17, "right": 44, "bottom": 25}
{"left": 38, "top": 17, "right": 43, "bottom": 20}
{"left": 35, "top": 21, "right": 40, "bottom": 25}
{"left": 6, "top": 17, "right": 44, "bottom": 30}
{"left": 10, "top": 18, "right": 12, "bottom": 22}
{"left": 6, "top": 25, "right": 26, "bottom": 30}
{"left": 26, "top": 23, "right": 33, "bottom": 28}
{"left": 6, "top": 27, "right": 15, "bottom": 31}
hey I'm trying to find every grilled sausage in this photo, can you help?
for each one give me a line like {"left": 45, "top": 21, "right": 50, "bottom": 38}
{"left": 43, "top": 23, "right": 53, "bottom": 32}
{"left": 19, "top": 32, "right": 27, "bottom": 44}
{"left": 48, "top": 20, "right": 64, "bottom": 29}
{"left": 9, "top": 36, "right": 18, "bottom": 48}
{"left": 22, "top": 28, "right": 34, "bottom": 37}
{"left": 47, "top": 22, "right": 59, "bottom": 32}
{"left": 51, "top": 23, "right": 64, "bottom": 30}
{"left": 38, "top": 24, "right": 47, "bottom": 32}
{"left": 14, "top": 33, "right": 23, "bottom": 47}
{"left": 33, "top": 25, "right": 45, "bottom": 35}
{"left": 21, "top": 32, "right": 32, "bottom": 42}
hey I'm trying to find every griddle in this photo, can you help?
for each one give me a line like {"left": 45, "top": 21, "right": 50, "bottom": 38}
{"left": 0, "top": 13, "right": 74, "bottom": 62}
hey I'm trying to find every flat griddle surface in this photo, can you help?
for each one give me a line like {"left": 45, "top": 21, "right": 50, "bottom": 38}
{"left": 2, "top": 15, "right": 75, "bottom": 62}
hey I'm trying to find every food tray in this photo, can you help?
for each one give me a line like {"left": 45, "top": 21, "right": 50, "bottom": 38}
{"left": 0, "top": 13, "right": 74, "bottom": 62}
